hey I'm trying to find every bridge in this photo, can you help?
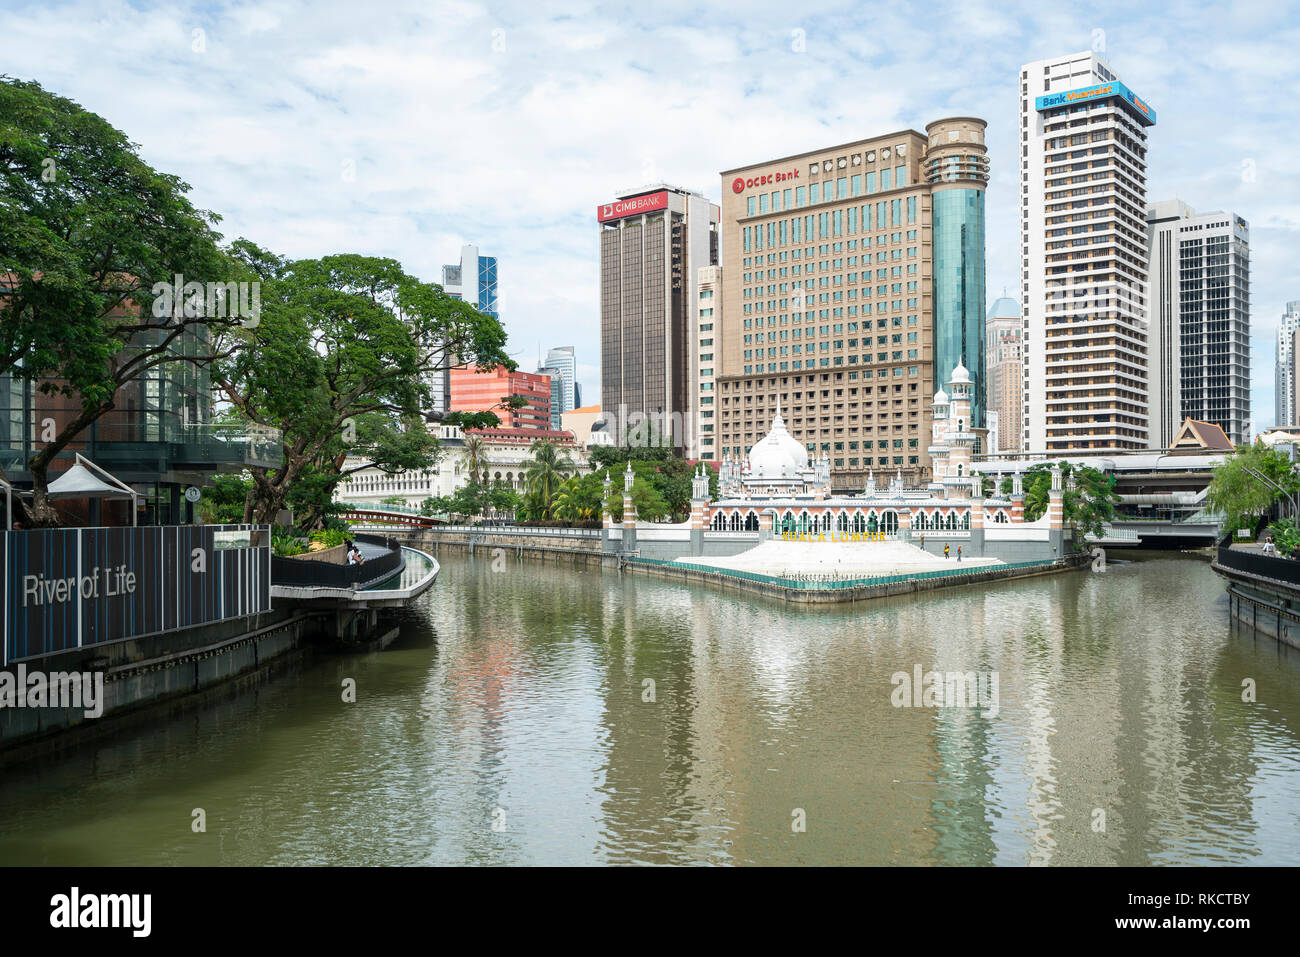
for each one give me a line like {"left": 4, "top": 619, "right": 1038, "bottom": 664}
{"left": 337, "top": 505, "right": 444, "bottom": 529}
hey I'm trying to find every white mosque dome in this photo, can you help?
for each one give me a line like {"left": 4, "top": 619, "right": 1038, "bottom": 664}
{"left": 949, "top": 362, "right": 972, "bottom": 384}
{"left": 746, "top": 404, "right": 808, "bottom": 478}
{"left": 933, "top": 387, "right": 949, "bottom": 405}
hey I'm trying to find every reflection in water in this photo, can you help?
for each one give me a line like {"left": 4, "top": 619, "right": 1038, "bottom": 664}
{"left": 0, "top": 552, "right": 1298, "bottom": 865}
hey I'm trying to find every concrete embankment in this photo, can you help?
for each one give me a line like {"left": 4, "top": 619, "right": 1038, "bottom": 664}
{"left": 625, "top": 555, "right": 1086, "bottom": 604}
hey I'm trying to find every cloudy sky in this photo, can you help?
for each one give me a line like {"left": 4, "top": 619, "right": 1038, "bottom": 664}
{"left": 7, "top": 0, "right": 1298, "bottom": 428}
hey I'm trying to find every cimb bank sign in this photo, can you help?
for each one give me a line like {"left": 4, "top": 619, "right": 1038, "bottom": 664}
{"left": 3, "top": 525, "right": 271, "bottom": 663}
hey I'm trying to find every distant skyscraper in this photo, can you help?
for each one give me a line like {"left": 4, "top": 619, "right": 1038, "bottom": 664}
{"left": 985, "top": 294, "right": 1022, "bottom": 454}
{"left": 429, "top": 243, "right": 500, "bottom": 417}
{"left": 441, "top": 243, "right": 499, "bottom": 317}
{"left": 1277, "top": 302, "right": 1300, "bottom": 427}
{"left": 1020, "top": 52, "right": 1155, "bottom": 453}
{"left": 1146, "top": 201, "right": 1251, "bottom": 446}
{"left": 598, "top": 185, "right": 719, "bottom": 452}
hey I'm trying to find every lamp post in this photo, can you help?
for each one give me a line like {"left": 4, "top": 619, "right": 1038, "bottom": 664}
{"left": 1243, "top": 466, "right": 1298, "bottom": 524}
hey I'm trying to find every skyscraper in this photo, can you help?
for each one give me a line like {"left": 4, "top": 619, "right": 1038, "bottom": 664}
{"left": 429, "top": 243, "right": 501, "bottom": 417}
{"left": 540, "top": 345, "right": 578, "bottom": 422}
{"left": 598, "top": 185, "right": 719, "bottom": 451}
{"left": 985, "top": 294, "right": 1023, "bottom": 454}
{"left": 1276, "top": 302, "right": 1300, "bottom": 428}
{"left": 1146, "top": 201, "right": 1251, "bottom": 446}
{"left": 714, "top": 118, "right": 988, "bottom": 488}
{"left": 1020, "top": 53, "right": 1155, "bottom": 453}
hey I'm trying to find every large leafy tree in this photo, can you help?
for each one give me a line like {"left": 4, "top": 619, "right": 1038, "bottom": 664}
{"left": 212, "top": 245, "right": 512, "bottom": 525}
{"left": 1020, "top": 461, "right": 1118, "bottom": 542}
{"left": 1206, "top": 444, "right": 1300, "bottom": 533}
{"left": 0, "top": 76, "right": 235, "bottom": 523}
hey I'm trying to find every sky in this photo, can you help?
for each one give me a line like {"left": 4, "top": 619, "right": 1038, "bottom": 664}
{"left": 5, "top": 0, "right": 1299, "bottom": 429}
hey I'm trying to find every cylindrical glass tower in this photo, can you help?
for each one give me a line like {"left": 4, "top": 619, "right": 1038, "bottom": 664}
{"left": 925, "top": 118, "right": 989, "bottom": 430}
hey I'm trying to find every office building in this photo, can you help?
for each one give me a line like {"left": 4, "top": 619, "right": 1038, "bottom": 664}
{"left": 715, "top": 118, "right": 989, "bottom": 488}
{"left": 448, "top": 364, "right": 551, "bottom": 431}
{"left": 1276, "top": 302, "right": 1300, "bottom": 428}
{"left": 986, "top": 294, "right": 1023, "bottom": 454}
{"left": 598, "top": 185, "right": 719, "bottom": 453}
{"left": 1146, "top": 201, "right": 1251, "bottom": 447}
{"left": 1020, "top": 53, "right": 1156, "bottom": 453}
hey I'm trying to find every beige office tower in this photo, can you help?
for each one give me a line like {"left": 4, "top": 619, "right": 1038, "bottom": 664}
{"left": 986, "top": 294, "right": 1023, "bottom": 453}
{"left": 716, "top": 118, "right": 988, "bottom": 489}
{"left": 1020, "top": 53, "right": 1156, "bottom": 453}
{"left": 598, "top": 186, "right": 719, "bottom": 454}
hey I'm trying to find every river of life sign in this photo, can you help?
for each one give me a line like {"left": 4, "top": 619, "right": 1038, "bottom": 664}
{"left": 3, "top": 525, "right": 270, "bottom": 662}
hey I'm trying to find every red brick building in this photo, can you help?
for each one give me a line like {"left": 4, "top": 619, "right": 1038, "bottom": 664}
{"left": 449, "top": 365, "right": 551, "bottom": 431}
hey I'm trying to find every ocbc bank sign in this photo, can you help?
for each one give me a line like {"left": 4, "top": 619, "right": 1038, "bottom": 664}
{"left": 732, "top": 168, "right": 800, "bottom": 194}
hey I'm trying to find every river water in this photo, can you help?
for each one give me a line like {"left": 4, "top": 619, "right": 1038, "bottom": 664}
{"left": 1, "top": 551, "right": 1298, "bottom": 866}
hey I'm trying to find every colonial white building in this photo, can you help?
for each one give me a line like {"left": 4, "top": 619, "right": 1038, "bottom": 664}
{"left": 335, "top": 424, "right": 591, "bottom": 511}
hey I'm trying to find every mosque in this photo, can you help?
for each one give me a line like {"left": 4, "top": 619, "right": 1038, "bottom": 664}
{"left": 602, "top": 365, "right": 1072, "bottom": 573}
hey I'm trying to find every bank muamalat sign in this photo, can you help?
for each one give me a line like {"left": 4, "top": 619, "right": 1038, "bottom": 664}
{"left": 597, "top": 190, "right": 669, "bottom": 223}
{"left": 731, "top": 168, "right": 800, "bottom": 194}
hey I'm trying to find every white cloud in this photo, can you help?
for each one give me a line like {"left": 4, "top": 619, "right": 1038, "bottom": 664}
{"left": 5, "top": 0, "right": 1299, "bottom": 428}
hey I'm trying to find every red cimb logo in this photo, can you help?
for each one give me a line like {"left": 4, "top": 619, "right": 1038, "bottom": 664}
{"left": 732, "top": 177, "right": 745, "bottom": 194}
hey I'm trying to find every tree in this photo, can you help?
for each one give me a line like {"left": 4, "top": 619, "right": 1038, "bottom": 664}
{"left": 1206, "top": 444, "right": 1300, "bottom": 534}
{"left": 200, "top": 472, "right": 252, "bottom": 524}
{"left": 1020, "top": 461, "right": 1118, "bottom": 542}
{"left": 603, "top": 474, "right": 669, "bottom": 522}
{"left": 552, "top": 474, "right": 603, "bottom": 524}
{"left": 442, "top": 410, "right": 500, "bottom": 431}
{"left": 521, "top": 439, "right": 576, "bottom": 515}
{"left": 0, "top": 77, "right": 236, "bottom": 524}
{"left": 461, "top": 433, "right": 487, "bottom": 486}
{"left": 212, "top": 246, "right": 512, "bottom": 525}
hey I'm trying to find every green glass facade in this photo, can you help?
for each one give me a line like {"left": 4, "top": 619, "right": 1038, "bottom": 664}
{"left": 932, "top": 188, "right": 986, "bottom": 428}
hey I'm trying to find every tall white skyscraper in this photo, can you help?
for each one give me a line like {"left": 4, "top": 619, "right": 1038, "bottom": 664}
{"left": 1146, "top": 201, "right": 1251, "bottom": 447}
{"left": 1019, "top": 52, "right": 1156, "bottom": 453}
{"left": 1276, "top": 302, "right": 1300, "bottom": 428}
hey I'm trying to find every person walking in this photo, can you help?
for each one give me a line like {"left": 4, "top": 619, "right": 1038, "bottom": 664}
{"left": 957, "top": 545, "right": 962, "bottom": 562}
{"left": 944, "top": 543, "right": 950, "bottom": 560}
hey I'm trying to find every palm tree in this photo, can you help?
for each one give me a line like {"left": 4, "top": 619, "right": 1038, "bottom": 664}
{"left": 462, "top": 433, "right": 486, "bottom": 486}
{"left": 522, "top": 440, "right": 575, "bottom": 518}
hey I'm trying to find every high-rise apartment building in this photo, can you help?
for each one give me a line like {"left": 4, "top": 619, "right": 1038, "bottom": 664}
{"left": 694, "top": 265, "right": 722, "bottom": 461}
{"left": 598, "top": 186, "right": 719, "bottom": 452}
{"left": 1020, "top": 53, "right": 1155, "bottom": 453}
{"left": 1146, "top": 201, "right": 1251, "bottom": 447}
{"left": 449, "top": 365, "right": 551, "bottom": 431}
{"left": 1276, "top": 302, "right": 1300, "bottom": 428}
{"left": 985, "top": 294, "right": 1023, "bottom": 454}
{"left": 714, "top": 118, "right": 988, "bottom": 488}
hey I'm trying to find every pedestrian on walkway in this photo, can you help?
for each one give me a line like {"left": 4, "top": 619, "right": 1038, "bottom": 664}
{"left": 944, "top": 543, "right": 950, "bottom": 560}
{"left": 957, "top": 545, "right": 962, "bottom": 562}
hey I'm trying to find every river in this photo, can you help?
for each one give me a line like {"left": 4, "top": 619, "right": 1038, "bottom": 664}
{"left": 1, "top": 550, "right": 1298, "bottom": 865}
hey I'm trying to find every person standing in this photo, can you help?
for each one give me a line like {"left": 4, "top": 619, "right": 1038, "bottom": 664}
{"left": 957, "top": 545, "right": 962, "bottom": 562}
{"left": 944, "top": 543, "right": 950, "bottom": 560}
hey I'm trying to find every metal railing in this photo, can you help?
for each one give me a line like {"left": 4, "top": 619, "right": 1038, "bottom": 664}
{"left": 271, "top": 533, "right": 403, "bottom": 589}
{"left": 1215, "top": 544, "right": 1300, "bottom": 586}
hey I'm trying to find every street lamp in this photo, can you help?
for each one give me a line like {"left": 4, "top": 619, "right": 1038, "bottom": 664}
{"left": 1243, "top": 466, "right": 1298, "bottom": 523}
